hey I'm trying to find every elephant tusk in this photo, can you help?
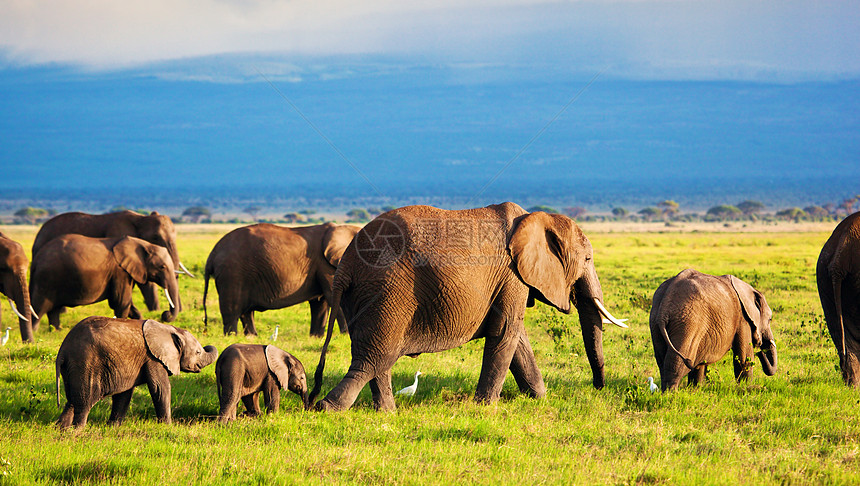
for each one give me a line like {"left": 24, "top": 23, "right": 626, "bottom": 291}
{"left": 8, "top": 298, "right": 27, "bottom": 321}
{"left": 30, "top": 304, "right": 38, "bottom": 316}
{"left": 164, "top": 289, "right": 176, "bottom": 309}
{"left": 178, "top": 262, "right": 195, "bottom": 278}
{"left": 592, "top": 298, "right": 628, "bottom": 328}
{"left": 602, "top": 318, "right": 628, "bottom": 326}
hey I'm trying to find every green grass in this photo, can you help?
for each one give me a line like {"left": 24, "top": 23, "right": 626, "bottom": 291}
{"left": 1, "top": 225, "right": 858, "bottom": 484}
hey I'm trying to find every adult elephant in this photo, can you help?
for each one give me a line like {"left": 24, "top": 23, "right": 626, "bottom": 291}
{"left": 650, "top": 269, "right": 777, "bottom": 391}
{"left": 32, "top": 210, "right": 193, "bottom": 312}
{"left": 56, "top": 316, "right": 218, "bottom": 429}
{"left": 309, "top": 203, "right": 628, "bottom": 411}
{"left": 203, "top": 222, "right": 360, "bottom": 336}
{"left": 30, "top": 235, "right": 181, "bottom": 330}
{"left": 0, "top": 232, "right": 34, "bottom": 343}
{"left": 817, "top": 211, "right": 860, "bottom": 387}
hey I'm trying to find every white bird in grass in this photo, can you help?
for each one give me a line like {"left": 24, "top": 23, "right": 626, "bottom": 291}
{"left": 396, "top": 371, "right": 422, "bottom": 397}
{"left": 647, "top": 376, "right": 658, "bottom": 394}
{"left": 270, "top": 325, "right": 279, "bottom": 341}
{"left": 1, "top": 327, "right": 11, "bottom": 346}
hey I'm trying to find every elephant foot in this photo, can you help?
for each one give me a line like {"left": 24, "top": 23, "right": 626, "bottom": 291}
{"left": 473, "top": 391, "right": 501, "bottom": 405}
{"left": 313, "top": 398, "right": 345, "bottom": 412}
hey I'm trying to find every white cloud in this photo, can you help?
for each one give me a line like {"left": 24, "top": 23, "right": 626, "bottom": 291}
{"left": 1, "top": 0, "right": 858, "bottom": 81}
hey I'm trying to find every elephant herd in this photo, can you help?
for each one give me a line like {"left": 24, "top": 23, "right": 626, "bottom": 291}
{"left": 1, "top": 204, "right": 859, "bottom": 428}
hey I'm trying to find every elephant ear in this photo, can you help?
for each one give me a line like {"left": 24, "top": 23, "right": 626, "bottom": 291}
{"left": 729, "top": 276, "right": 764, "bottom": 343}
{"left": 509, "top": 212, "right": 571, "bottom": 313}
{"left": 112, "top": 236, "right": 148, "bottom": 284}
{"left": 265, "top": 345, "right": 294, "bottom": 390}
{"left": 322, "top": 225, "right": 359, "bottom": 267}
{"left": 142, "top": 319, "right": 181, "bottom": 376}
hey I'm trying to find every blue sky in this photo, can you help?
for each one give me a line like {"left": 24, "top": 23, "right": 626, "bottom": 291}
{"left": 1, "top": 1, "right": 858, "bottom": 82}
{"left": 0, "top": 1, "right": 857, "bottom": 211}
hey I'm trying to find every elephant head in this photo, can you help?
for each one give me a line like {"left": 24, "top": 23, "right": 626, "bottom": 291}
{"left": 729, "top": 276, "right": 778, "bottom": 376}
{"left": 0, "top": 233, "right": 33, "bottom": 343}
{"left": 509, "top": 211, "right": 626, "bottom": 389}
{"left": 134, "top": 211, "right": 194, "bottom": 281}
{"left": 142, "top": 319, "right": 218, "bottom": 375}
{"left": 113, "top": 237, "right": 181, "bottom": 322}
{"left": 265, "top": 345, "right": 309, "bottom": 409}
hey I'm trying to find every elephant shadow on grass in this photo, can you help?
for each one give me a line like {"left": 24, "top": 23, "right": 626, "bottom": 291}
{"left": 39, "top": 460, "right": 144, "bottom": 484}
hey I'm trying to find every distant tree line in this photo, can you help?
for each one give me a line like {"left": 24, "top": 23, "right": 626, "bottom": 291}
{"left": 7, "top": 195, "right": 858, "bottom": 225}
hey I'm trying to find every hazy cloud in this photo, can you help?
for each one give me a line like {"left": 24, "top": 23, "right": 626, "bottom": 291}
{"left": 1, "top": 0, "right": 857, "bottom": 80}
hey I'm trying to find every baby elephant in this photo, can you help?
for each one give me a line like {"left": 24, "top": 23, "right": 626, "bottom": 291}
{"left": 56, "top": 316, "right": 218, "bottom": 429}
{"left": 216, "top": 344, "right": 308, "bottom": 423}
{"left": 650, "top": 269, "right": 778, "bottom": 391}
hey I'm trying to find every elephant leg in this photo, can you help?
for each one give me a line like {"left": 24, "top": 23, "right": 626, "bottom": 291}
{"left": 72, "top": 403, "right": 94, "bottom": 428}
{"left": 687, "top": 365, "right": 707, "bottom": 386}
{"left": 128, "top": 306, "right": 142, "bottom": 320}
{"left": 508, "top": 331, "right": 546, "bottom": 399}
{"left": 316, "top": 364, "right": 377, "bottom": 412}
{"left": 218, "top": 385, "right": 240, "bottom": 424}
{"left": 475, "top": 321, "right": 521, "bottom": 404}
{"left": 138, "top": 281, "right": 160, "bottom": 312}
{"left": 144, "top": 363, "right": 172, "bottom": 423}
{"left": 369, "top": 368, "right": 396, "bottom": 412}
{"left": 732, "top": 326, "right": 754, "bottom": 381}
{"left": 242, "top": 392, "right": 262, "bottom": 417}
{"left": 262, "top": 379, "right": 281, "bottom": 414}
{"left": 240, "top": 312, "right": 258, "bottom": 337}
{"left": 336, "top": 308, "right": 349, "bottom": 334}
{"left": 218, "top": 295, "right": 241, "bottom": 335}
{"left": 660, "top": 354, "right": 690, "bottom": 392}
{"left": 108, "top": 388, "right": 134, "bottom": 425}
{"left": 309, "top": 297, "right": 327, "bottom": 337}
{"left": 57, "top": 403, "right": 75, "bottom": 429}
{"left": 48, "top": 308, "right": 62, "bottom": 331}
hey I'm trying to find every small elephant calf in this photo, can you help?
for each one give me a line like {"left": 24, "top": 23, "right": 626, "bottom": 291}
{"left": 56, "top": 317, "right": 218, "bottom": 429}
{"left": 215, "top": 344, "right": 308, "bottom": 423}
{"left": 650, "top": 269, "right": 778, "bottom": 391}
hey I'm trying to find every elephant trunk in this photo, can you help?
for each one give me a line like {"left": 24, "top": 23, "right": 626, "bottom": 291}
{"left": 166, "top": 240, "right": 188, "bottom": 310}
{"left": 160, "top": 276, "right": 181, "bottom": 323}
{"left": 756, "top": 330, "right": 778, "bottom": 376}
{"left": 198, "top": 345, "right": 218, "bottom": 370}
{"left": 5, "top": 271, "right": 33, "bottom": 343}
{"left": 574, "top": 264, "right": 608, "bottom": 389}
{"left": 301, "top": 390, "right": 310, "bottom": 410}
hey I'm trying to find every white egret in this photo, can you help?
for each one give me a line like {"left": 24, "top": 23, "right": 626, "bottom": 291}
{"left": 1, "top": 327, "right": 11, "bottom": 346}
{"left": 647, "top": 376, "right": 658, "bottom": 393}
{"left": 396, "top": 371, "right": 422, "bottom": 397}
{"left": 270, "top": 325, "right": 279, "bottom": 341}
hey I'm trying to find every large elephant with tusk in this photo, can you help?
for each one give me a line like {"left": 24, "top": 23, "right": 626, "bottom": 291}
{"left": 32, "top": 210, "right": 194, "bottom": 313}
{"left": 30, "top": 235, "right": 182, "bottom": 329}
{"left": 309, "top": 203, "right": 627, "bottom": 411}
{"left": 0, "top": 232, "right": 34, "bottom": 343}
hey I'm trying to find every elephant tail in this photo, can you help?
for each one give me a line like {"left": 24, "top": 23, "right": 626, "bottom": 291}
{"left": 55, "top": 355, "right": 63, "bottom": 408}
{"left": 830, "top": 230, "right": 851, "bottom": 365}
{"left": 215, "top": 364, "right": 221, "bottom": 405}
{"left": 203, "top": 259, "right": 213, "bottom": 330}
{"left": 658, "top": 316, "right": 696, "bottom": 370}
{"left": 308, "top": 272, "right": 349, "bottom": 408}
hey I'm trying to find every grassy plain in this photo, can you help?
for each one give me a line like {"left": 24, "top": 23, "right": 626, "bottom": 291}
{"left": 0, "top": 222, "right": 857, "bottom": 485}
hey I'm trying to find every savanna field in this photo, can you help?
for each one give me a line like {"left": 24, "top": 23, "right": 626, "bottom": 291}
{"left": 1, "top": 222, "right": 858, "bottom": 485}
